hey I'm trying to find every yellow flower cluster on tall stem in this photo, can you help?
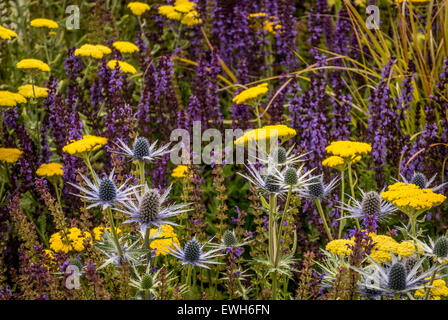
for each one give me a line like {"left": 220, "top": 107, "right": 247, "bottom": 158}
{"left": 381, "top": 182, "right": 446, "bottom": 237}
{"left": 232, "top": 83, "right": 269, "bottom": 127}
{"left": 324, "top": 141, "right": 372, "bottom": 235}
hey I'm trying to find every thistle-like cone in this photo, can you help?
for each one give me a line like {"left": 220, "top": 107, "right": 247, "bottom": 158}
{"left": 308, "top": 177, "right": 324, "bottom": 199}
{"left": 138, "top": 189, "right": 160, "bottom": 224}
{"left": 284, "top": 167, "right": 298, "bottom": 186}
{"left": 388, "top": 263, "right": 407, "bottom": 291}
{"left": 411, "top": 172, "right": 427, "bottom": 189}
{"left": 223, "top": 230, "right": 237, "bottom": 247}
{"left": 184, "top": 239, "right": 201, "bottom": 263}
{"left": 265, "top": 174, "right": 280, "bottom": 193}
{"left": 433, "top": 236, "right": 448, "bottom": 258}
{"left": 133, "top": 137, "right": 150, "bottom": 159}
{"left": 141, "top": 274, "right": 153, "bottom": 290}
{"left": 361, "top": 191, "right": 381, "bottom": 216}
{"left": 99, "top": 178, "right": 117, "bottom": 202}
{"left": 273, "top": 147, "right": 287, "bottom": 164}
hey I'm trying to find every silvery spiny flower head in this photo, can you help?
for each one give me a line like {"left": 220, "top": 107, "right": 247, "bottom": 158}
{"left": 68, "top": 169, "right": 140, "bottom": 210}
{"left": 238, "top": 163, "right": 288, "bottom": 196}
{"left": 116, "top": 184, "right": 191, "bottom": 231}
{"left": 275, "top": 164, "right": 316, "bottom": 192}
{"left": 410, "top": 235, "right": 448, "bottom": 263}
{"left": 210, "top": 230, "right": 253, "bottom": 250}
{"left": 114, "top": 137, "right": 172, "bottom": 163}
{"left": 163, "top": 237, "right": 224, "bottom": 269}
{"left": 400, "top": 172, "right": 447, "bottom": 192}
{"left": 338, "top": 189, "right": 396, "bottom": 222}
{"left": 254, "top": 143, "right": 308, "bottom": 168}
{"left": 353, "top": 253, "right": 442, "bottom": 296}
{"left": 298, "top": 174, "right": 339, "bottom": 200}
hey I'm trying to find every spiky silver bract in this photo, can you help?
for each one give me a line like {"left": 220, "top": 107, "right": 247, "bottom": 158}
{"left": 353, "top": 253, "right": 442, "bottom": 295}
{"left": 116, "top": 184, "right": 191, "bottom": 231}
{"left": 113, "top": 137, "right": 172, "bottom": 163}
{"left": 68, "top": 169, "right": 140, "bottom": 210}
{"left": 338, "top": 189, "right": 396, "bottom": 222}
{"left": 163, "top": 237, "right": 224, "bottom": 269}
{"left": 238, "top": 163, "right": 287, "bottom": 195}
{"left": 298, "top": 174, "right": 339, "bottom": 200}
{"left": 253, "top": 143, "right": 309, "bottom": 168}
{"left": 411, "top": 236, "right": 448, "bottom": 263}
{"left": 400, "top": 172, "right": 447, "bottom": 192}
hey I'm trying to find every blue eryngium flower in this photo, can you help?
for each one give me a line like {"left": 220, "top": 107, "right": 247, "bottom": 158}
{"left": 69, "top": 169, "right": 140, "bottom": 210}
{"left": 116, "top": 185, "right": 191, "bottom": 231}
{"left": 298, "top": 174, "right": 339, "bottom": 200}
{"left": 114, "top": 137, "right": 172, "bottom": 163}
{"left": 400, "top": 171, "right": 447, "bottom": 192}
{"left": 163, "top": 238, "right": 223, "bottom": 269}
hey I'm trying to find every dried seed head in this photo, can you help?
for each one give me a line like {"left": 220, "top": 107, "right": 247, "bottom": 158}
{"left": 223, "top": 230, "right": 237, "bottom": 247}
{"left": 265, "top": 174, "right": 280, "bottom": 193}
{"left": 273, "top": 147, "right": 287, "bottom": 164}
{"left": 433, "top": 236, "right": 448, "bottom": 258}
{"left": 98, "top": 178, "right": 117, "bottom": 202}
{"left": 308, "top": 177, "right": 324, "bottom": 199}
{"left": 138, "top": 189, "right": 160, "bottom": 224}
{"left": 133, "top": 137, "right": 150, "bottom": 159}
{"left": 361, "top": 191, "right": 381, "bottom": 216}
{"left": 388, "top": 263, "right": 407, "bottom": 291}
{"left": 284, "top": 167, "right": 298, "bottom": 186}
{"left": 411, "top": 172, "right": 427, "bottom": 189}
{"left": 184, "top": 239, "right": 201, "bottom": 263}
{"left": 141, "top": 274, "right": 153, "bottom": 290}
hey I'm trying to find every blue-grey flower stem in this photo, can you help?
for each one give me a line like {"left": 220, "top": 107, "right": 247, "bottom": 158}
{"left": 347, "top": 162, "right": 360, "bottom": 229}
{"left": 277, "top": 187, "right": 292, "bottom": 256}
{"left": 269, "top": 193, "right": 278, "bottom": 300}
{"left": 338, "top": 170, "right": 345, "bottom": 238}
{"left": 315, "top": 199, "right": 333, "bottom": 241}
{"left": 106, "top": 207, "right": 123, "bottom": 258}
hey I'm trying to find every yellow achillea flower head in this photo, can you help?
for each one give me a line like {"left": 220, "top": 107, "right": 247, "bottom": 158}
{"left": 30, "top": 18, "right": 59, "bottom": 29}
{"left": 149, "top": 225, "right": 180, "bottom": 255}
{"left": 16, "top": 58, "right": 50, "bottom": 72}
{"left": 128, "top": 2, "right": 150, "bottom": 15}
{"left": 415, "top": 277, "right": 448, "bottom": 300}
{"left": 322, "top": 155, "right": 361, "bottom": 170}
{"left": 62, "top": 134, "right": 107, "bottom": 157}
{"left": 107, "top": 60, "right": 137, "bottom": 74}
{"left": 0, "top": 148, "right": 23, "bottom": 163}
{"left": 0, "top": 90, "right": 27, "bottom": 107}
{"left": 74, "top": 44, "right": 112, "bottom": 59}
{"left": 158, "top": 5, "right": 182, "bottom": 20}
{"left": 18, "top": 84, "right": 48, "bottom": 98}
{"left": 93, "top": 226, "right": 122, "bottom": 241}
{"left": 232, "top": 83, "right": 269, "bottom": 104}
{"left": 381, "top": 182, "right": 446, "bottom": 213}
{"left": 174, "top": 0, "right": 196, "bottom": 13}
{"left": 49, "top": 227, "right": 92, "bottom": 253}
{"left": 234, "top": 125, "right": 296, "bottom": 146}
{"left": 325, "top": 140, "right": 372, "bottom": 159}
{"left": 36, "top": 163, "right": 64, "bottom": 177}
{"left": 171, "top": 165, "right": 190, "bottom": 178}
{"left": 112, "top": 41, "right": 139, "bottom": 53}
{"left": 181, "top": 10, "right": 202, "bottom": 26}
{"left": 326, "top": 233, "right": 416, "bottom": 263}
{"left": 0, "top": 25, "right": 18, "bottom": 40}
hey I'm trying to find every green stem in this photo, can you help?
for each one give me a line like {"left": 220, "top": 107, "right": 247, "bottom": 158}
{"left": 254, "top": 103, "right": 262, "bottom": 128}
{"left": 106, "top": 207, "right": 123, "bottom": 258}
{"left": 410, "top": 215, "right": 417, "bottom": 239}
{"left": 315, "top": 200, "right": 333, "bottom": 241}
{"left": 84, "top": 155, "right": 97, "bottom": 185}
{"left": 271, "top": 271, "right": 278, "bottom": 300}
{"left": 347, "top": 163, "right": 360, "bottom": 230}
{"left": 277, "top": 187, "right": 292, "bottom": 253}
{"left": 423, "top": 269, "right": 436, "bottom": 300}
{"left": 338, "top": 170, "right": 346, "bottom": 238}
{"left": 138, "top": 160, "right": 146, "bottom": 193}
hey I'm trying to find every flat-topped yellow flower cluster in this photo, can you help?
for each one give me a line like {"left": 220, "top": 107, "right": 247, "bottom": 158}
{"left": 233, "top": 83, "right": 269, "bottom": 104}
{"left": 234, "top": 125, "right": 296, "bottom": 146}
{"left": 0, "top": 25, "right": 18, "bottom": 40}
{"left": 325, "top": 140, "right": 372, "bottom": 159}
{"left": 30, "top": 18, "right": 59, "bottom": 29}
{"left": 322, "top": 155, "right": 361, "bottom": 169}
{"left": 381, "top": 182, "right": 446, "bottom": 212}
{"left": 0, "top": 148, "right": 23, "bottom": 163}
{"left": 158, "top": 0, "right": 202, "bottom": 26}
{"left": 127, "top": 2, "right": 150, "bottom": 15}
{"left": 325, "top": 233, "right": 416, "bottom": 263}
{"left": 36, "top": 163, "right": 64, "bottom": 177}
{"left": 18, "top": 84, "right": 48, "bottom": 98}
{"left": 414, "top": 277, "right": 448, "bottom": 300}
{"left": 50, "top": 227, "right": 92, "bottom": 253}
{"left": 107, "top": 60, "right": 137, "bottom": 74}
{"left": 63, "top": 135, "right": 108, "bottom": 156}
{"left": 172, "top": 165, "right": 190, "bottom": 178}
{"left": 149, "top": 225, "right": 180, "bottom": 256}
{"left": 16, "top": 58, "right": 50, "bottom": 72}
{"left": 112, "top": 41, "right": 139, "bottom": 53}
{"left": 0, "top": 91, "right": 27, "bottom": 107}
{"left": 93, "top": 226, "right": 122, "bottom": 241}
{"left": 74, "top": 44, "right": 111, "bottom": 59}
